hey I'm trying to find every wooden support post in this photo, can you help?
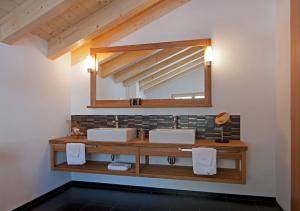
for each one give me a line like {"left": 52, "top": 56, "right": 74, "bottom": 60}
{"left": 241, "top": 151, "right": 246, "bottom": 184}
{"left": 50, "top": 145, "right": 57, "bottom": 169}
{"left": 136, "top": 150, "right": 140, "bottom": 175}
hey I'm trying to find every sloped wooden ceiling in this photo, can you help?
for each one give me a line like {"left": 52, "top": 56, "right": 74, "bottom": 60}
{"left": 0, "top": 0, "right": 24, "bottom": 20}
{"left": 31, "top": 0, "right": 113, "bottom": 40}
{"left": 0, "top": 0, "right": 190, "bottom": 63}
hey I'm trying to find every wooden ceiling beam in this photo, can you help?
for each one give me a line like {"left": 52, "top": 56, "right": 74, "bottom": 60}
{"left": 70, "top": 0, "right": 190, "bottom": 65}
{"left": 100, "top": 49, "right": 159, "bottom": 78}
{"left": 0, "top": 0, "right": 79, "bottom": 44}
{"left": 113, "top": 47, "right": 190, "bottom": 83}
{"left": 97, "top": 52, "right": 124, "bottom": 65}
{"left": 142, "top": 62, "right": 204, "bottom": 93}
{"left": 48, "top": 0, "right": 162, "bottom": 59}
{"left": 123, "top": 47, "right": 204, "bottom": 86}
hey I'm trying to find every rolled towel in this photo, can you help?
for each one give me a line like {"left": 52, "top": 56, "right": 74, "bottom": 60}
{"left": 108, "top": 162, "right": 131, "bottom": 171}
{"left": 66, "top": 143, "right": 86, "bottom": 165}
{"left": 192, "top": 147, "right": 217, "bottom": 175}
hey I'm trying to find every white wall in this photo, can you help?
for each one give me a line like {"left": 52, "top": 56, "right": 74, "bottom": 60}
{"left": 71, "top": 0, "right": 278, "bottom": 197}
{"left": 275, "top": 0, "right": 291, "bottom": 210}
{"left": 126, "top": 82, "right": 145, "bottom": 99}
{"left": 0, "top": 35, "right": 71, "bottom": 211}
{"left": 96, "top": 76, "right": 127, "bottom": 100}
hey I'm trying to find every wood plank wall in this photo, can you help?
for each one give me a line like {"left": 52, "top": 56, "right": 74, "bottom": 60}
{"left": 291, "top": 0, "right": 300, "bottom": 210}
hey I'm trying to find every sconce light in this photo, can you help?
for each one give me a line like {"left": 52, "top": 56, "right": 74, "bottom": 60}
{"left": 204, "top": 46, "right": 213, "bottom": 66}
{"left": 86, "top": 55, "right": 94, "bottom": 73}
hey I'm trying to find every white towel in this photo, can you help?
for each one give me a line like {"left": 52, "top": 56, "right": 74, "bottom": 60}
{"left": 66, "top": 143, "right": 86, "bottom": 165}
{"left": 108, "top": 162, "right": 131, "bottom": 171}
{"left": 192, "top": 147, "right": 217, "bottom": 175}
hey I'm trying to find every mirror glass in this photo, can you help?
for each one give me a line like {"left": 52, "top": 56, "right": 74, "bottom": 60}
{"left": 95, "top": 46, "right": 205, "bottom": 100}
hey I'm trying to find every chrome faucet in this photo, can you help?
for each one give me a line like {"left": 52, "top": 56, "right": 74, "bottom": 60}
{"left": 215, "top": 127, "right": 226, "bottom": 142}
{"left": 112, "top": 115, "right": 119, "bottom": 128}
{"left": 173, "top": 116, "right": 178, "bottom": 129}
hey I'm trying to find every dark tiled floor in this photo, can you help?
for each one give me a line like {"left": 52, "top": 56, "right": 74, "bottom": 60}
{"left": 30, "top": 187, "right": 282, "bottom": 211}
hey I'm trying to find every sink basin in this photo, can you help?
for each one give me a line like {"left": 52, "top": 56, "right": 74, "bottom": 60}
{"left": 87, "top": 128, "right": 137, "bottom": 142}
{"left": 149, "top": 129, "right": 196, "bottom": 144}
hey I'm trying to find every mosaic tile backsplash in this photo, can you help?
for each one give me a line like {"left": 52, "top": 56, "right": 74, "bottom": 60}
{"left": 71, "top": 115, "right": 240, "bottom": 140}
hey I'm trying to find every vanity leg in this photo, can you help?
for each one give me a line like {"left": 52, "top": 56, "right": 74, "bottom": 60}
{"left": 50, "top": 145, "right": 56, "bottom": 169}
{"left": 241, "top": 151, "right": 247, "bottom": 184}
{"left": 136, "top": 150, "right": 140, "bottom": 176}
{"left": 145, "top": 155, "right": 149, "bottom": 165}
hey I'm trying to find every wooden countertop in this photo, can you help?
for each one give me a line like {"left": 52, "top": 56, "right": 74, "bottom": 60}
{"left": 49, "top": 136, "right": 248, "bottom": 151}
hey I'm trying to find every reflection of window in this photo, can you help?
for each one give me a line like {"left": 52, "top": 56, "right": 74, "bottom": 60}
{"left": 172, "top": 92, "right": 205, "bottom": 100}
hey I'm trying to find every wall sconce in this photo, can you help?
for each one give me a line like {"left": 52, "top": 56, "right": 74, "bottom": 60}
{"left": 204, "top": 46, "right": 213, "bottom": 66}
{"left": 86, "top": 55, "right": 94, "bottom": 73}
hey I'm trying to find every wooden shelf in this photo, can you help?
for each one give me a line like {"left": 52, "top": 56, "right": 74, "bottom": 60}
{"left": 50, "top": 136, "right": 247, "bottom": 184}
{"left": 140, "top": 164, "right": 242, "bottom": 184}
{"left": 54, "top": 161, "right": 136, "bottom": 176}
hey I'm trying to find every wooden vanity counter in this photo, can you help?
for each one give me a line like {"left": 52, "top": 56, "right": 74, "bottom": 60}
{"left": 49, "top": 136, "right": 247, "bottom": 149}
{"left": 49, "top": 136, "right": 248, "bottom": 184}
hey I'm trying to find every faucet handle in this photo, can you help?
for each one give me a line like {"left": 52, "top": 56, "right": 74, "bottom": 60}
{"left": 173, "top": 115, "right": 178, "bottom": 129}
{"left": 173, "top": 115, "right": 178, "bottom": 123}
{"left": 112, "top": 115, "right": 119, "bottom": 128}
{"left": 71, "top": 127, "right": 84, "bottom": 136}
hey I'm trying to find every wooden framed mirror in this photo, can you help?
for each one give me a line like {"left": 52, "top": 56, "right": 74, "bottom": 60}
{"left": 88, "top": 39, "right": 212, "bottom": 108}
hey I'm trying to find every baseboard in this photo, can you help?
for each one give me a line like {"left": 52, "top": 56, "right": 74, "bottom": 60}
{"left": 14, "top": 180, "right": 282, "bottom": 210}
{"left": 70, "top": 181, "right": 275, "bottom": 201}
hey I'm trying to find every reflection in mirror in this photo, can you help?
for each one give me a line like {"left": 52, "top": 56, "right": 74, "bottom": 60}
{"left": 96, "top": 45, "right": 205, "bottom": 100}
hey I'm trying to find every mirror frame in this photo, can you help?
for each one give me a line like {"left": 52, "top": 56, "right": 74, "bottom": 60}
{"left": 88, "top": 39, "right": 212, "bottom": 108}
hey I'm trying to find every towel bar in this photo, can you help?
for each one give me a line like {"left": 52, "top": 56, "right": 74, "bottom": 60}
{"left": 178, "top": 148, "right": 192, "bottom": 152}
{"left": 86, "top": 145, "right": 97, "bottom": 148}
{"left": 178, "top": 148, "right": 225, "bottom": 152}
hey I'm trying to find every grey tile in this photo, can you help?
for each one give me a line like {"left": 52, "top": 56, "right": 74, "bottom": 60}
{"left": 227, "top": 198, "right": 258, "bottom": 211}
{"left": 29, "top": 187, "right": 282, "bottom": 211}
{"left": 71, "top": 115, "right": 240, "bottom": 139}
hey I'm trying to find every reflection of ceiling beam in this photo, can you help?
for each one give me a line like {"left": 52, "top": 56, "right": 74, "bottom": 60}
{"left": 100, "top": 50, "right": 158, "bottom": 78}
{"left": 123, "top": 47, "right": 204, "bottom": 86}
{"left": 70, "top": 0, "right": 191, "bottom": 65}
{"left": 140, "top": 56, "right": 204, "bottom": 87}
{"left": 141, "top": 62, "right": 204, "bottom": 92}
{"left": 0, "top": 0, "right": 79, "bottom": 44}
{"left": 113, "top": 47, "right": 190, "bottom": 82}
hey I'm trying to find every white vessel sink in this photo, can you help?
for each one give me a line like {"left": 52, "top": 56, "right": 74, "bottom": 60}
{"left": 149, "top": 129, "right": 196, "bottom": 144}
{"left": 87, "top": 128, "right": 137, "bottom": 142}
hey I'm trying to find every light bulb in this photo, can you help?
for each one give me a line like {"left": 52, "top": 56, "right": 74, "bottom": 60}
{"left": 86, "top": 55, "right": 94, "bottom": 72}
{"left": 204, "top": 46, "right": 213, "bottom": 65}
